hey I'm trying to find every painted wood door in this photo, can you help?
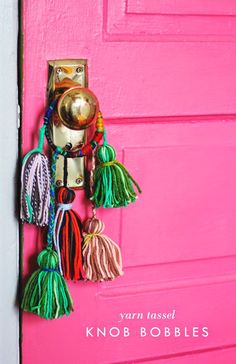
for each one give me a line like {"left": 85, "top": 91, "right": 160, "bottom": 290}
{"left": 21, "top": 1, "right": 236, "bottom": 363}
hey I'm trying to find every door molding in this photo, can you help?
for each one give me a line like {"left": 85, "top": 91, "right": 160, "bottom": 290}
{"left": 0, "top": 0, "right": 19, "bottom": 363}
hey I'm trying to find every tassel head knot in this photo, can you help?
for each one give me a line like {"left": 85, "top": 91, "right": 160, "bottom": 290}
{"left": 96, "top": 144, "right": 116, "bottom": 163}
{"left": 83, "top": 218, "right": 105, "bottom": 234}
{"left": 57, "top": 186, "right": 75, "bottom": 204}
{"left": 37, "top": 247, "right": 59, "bottom": 270}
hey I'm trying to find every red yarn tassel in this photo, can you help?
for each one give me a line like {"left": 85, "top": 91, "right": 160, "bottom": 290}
{"left": 54, "top": 187, "right": 84, "bottom": 280}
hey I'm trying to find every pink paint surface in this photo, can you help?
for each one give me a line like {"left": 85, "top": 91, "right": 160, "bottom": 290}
{"left": 22, "top": 1, "right": 236, "bottom": 363}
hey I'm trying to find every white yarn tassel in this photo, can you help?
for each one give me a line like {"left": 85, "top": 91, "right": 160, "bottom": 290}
{"left": 21, "top": 153, "right": 50, "bottom": 226}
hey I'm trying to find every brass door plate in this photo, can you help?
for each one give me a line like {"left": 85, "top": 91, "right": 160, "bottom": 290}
{"left": 47, "top": 59, "right": 88, "bottom": 188}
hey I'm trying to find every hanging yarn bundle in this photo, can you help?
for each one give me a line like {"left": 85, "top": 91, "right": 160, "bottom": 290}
{"left": 92, "top": 132, "right": 141, "bottom": 208}
{"left": 20, "top": 125, "right": 50, "bottom": 226}
{"left": 54, "top": 186, "right": 84, "bottom": 280}
{"left": 21, "top": 149, "right": 73, "bottom": 319}
{"left": 21, "top": 247, "right": 73, "bottom": 319}
{"left": 83, "top": 217, "right": 123, "bottom": 282}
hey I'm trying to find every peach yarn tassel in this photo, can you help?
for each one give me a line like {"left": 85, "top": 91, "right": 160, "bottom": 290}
{"left": 83, "top": 217, "right": 123, "bottom": 282}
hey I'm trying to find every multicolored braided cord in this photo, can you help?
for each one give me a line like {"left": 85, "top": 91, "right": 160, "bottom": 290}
{"left": 47, "top": 147, "right": 65, "bottom": 246}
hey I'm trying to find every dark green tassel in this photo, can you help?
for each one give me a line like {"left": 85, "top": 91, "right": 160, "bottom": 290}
{"left": 92, "top": 143, "right": 141, "bottom": 208}
{"left": 21, "top": 247, "right": 73, "bottom": 319}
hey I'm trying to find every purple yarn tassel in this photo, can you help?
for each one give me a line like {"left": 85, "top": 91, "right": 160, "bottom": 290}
{"left": 20, "top": 126, "right": 50, "bottom": 226}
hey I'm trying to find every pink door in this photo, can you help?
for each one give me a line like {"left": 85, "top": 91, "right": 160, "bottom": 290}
{"left": 22, "top": 1, "right": 236, "bottom": 363}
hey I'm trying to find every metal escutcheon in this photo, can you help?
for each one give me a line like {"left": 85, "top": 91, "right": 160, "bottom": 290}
{"left": 47, "top": 59, "right": 92, "bottom": 189}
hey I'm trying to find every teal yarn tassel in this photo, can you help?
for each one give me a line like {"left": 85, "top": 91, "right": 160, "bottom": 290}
{"left": 92, "top": 131, "right": 141, "bottom": 208}
{"left": 21, "top": 148, "right": 74, "bottom": 319}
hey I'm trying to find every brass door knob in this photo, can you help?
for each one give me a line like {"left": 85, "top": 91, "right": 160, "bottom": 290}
{"left": 57, "top": 87, "right": 99, "bottom": 130}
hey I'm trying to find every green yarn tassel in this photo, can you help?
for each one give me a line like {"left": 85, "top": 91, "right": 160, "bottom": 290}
{"left": 21, "top": 247, "right": 73, "bottom": 319}
{"left": 92, "top": 142, "right": 141, "bottom": 208}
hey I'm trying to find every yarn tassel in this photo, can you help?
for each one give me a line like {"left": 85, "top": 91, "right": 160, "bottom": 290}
{"left": 92, "top": 131, "right": 141, "bottom": 208}
{"left": 21, "top": 149, "right": 73, "bottom": 319}
{"left": 20, "top": 125, "right": 50, "bottom": 226}
{"left": 54, "top": 187, "right": 84, "bottom": 280}
{"left": 83, "top": 217, "right": 123, "bottom": 282}
{"left": 21, "top": 247, "right": 73, "bottom": 319}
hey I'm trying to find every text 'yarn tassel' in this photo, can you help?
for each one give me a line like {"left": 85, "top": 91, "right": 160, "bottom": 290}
{"left": 83, "top": 217, "right": 123, "bottom": 282}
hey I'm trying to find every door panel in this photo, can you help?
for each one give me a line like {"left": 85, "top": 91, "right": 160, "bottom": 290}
{"left": 105, "top": 0, "right": 236, "bottom": 39}
{"left": 22, "top": 1, "right": 236, "bottom": 363}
